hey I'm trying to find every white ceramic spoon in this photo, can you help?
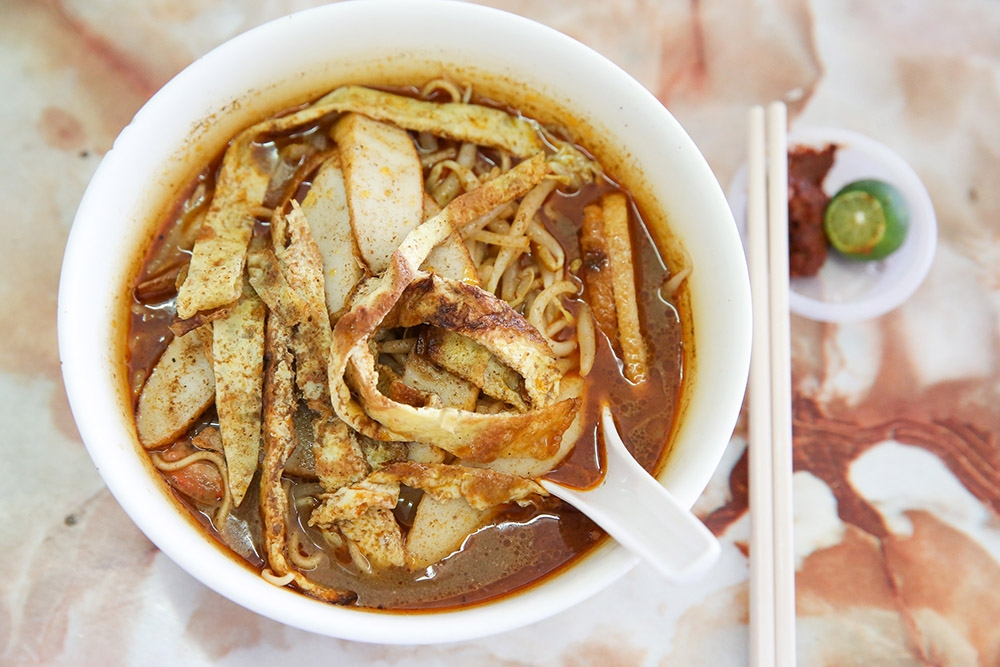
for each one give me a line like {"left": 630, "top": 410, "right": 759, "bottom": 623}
{"left": 540, "top": 404, "right": 722, "bottom": 583}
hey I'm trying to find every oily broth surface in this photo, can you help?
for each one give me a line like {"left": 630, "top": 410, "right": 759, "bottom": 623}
{"left": 126, "top": 85, "right": 685, "bottom": 610}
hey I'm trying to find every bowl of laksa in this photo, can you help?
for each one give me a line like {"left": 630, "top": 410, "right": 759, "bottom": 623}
{"left": 58, "top": 0, "right": 751, "bottom": 644}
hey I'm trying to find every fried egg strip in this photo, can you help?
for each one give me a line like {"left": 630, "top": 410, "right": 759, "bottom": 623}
{"left": 260, "top": 315, "right": 357, "bottom": 603}
{"left": 271, "top": 202, "right": 335, "bottom": 409}
{"left": 173, "top": 83, "right": 585, "bottom": 320}
{"left": 368, "top": 461, "right": 546, "bottom": 511}
{"left": 211, "top": 278, "right": 265, "bottom": 506}
{"left": 317, "top": 85, "right": 544, "bottom": 158}
{"left": 396, "top": 273, "right": 562, "bottom": 408}
{"left": 327, "top": 153, "right": 551, "bottom": 443}
{"left": 175, "top": 129, "right": 270, "bottom": 319}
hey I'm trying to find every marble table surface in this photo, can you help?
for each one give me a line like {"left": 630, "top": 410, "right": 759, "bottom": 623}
{"left": 4, "top": 0, "right": 1000, "bottom": 664}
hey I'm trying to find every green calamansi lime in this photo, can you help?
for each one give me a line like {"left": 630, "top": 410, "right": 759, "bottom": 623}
{"left": 823, "top": 179, "right": 909, "bottom": 260}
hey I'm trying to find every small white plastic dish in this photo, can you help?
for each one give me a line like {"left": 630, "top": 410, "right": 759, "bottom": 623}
{"left": 728, "top": 126, "right": 937, "bottom": 323}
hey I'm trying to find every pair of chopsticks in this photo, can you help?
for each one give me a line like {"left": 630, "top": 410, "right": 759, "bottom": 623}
{"left": 747, "top": 102, "right": 796, "bottom": 667}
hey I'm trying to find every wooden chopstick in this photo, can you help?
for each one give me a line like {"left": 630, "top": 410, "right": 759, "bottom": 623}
{"left": 746, "top": 105, "right": 775, "bottom": 667}
{"left": 766, "top": 101, "right": 796, "bottom": 667}
{"left": 747, "top": 102, "right": 797, "bottom": 667}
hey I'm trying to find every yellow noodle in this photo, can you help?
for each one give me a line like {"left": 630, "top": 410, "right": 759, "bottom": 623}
{"left": 660, "top": 244, "right": 693, "bottom": 302}
{"left": 289, "top": 531, "right": 324, "bottom": 570}
{"left": 150, "top": 449, "right": 223, "bottom": 472}
{"left": 547, "top": 338, "right": 577, "bottom": 358}
{"left": 556, "top": 356, "right": 579, "bottom": 375}
{"left": 456, "top": 142, "right": 479, "bottom": 167}
{"left": 468, "top": 230, "right": 530, "bottom": 249}
{"left": 482, "top": 218, "right": 513, "bottom": 244}
{"left": 261, "top": 568, "right": 296, "bottom": 587}
{"left": 539, "top": 263, "right": 559, "bottom": 289}
{"left": 528, "top": 218, "right": 564, "bottom": 272}
{"left": 485, "top": 179, "right": 557, "bottom": 294}
{"left": 467, "top": 238, "right": 486, "bottom": 266}
{"left": 527, "top": 280, "right": 578, "bottom": 330}
{"left": 420, "top": 78, "right": 466, "bottom": 103}
{"left": 427, "top": 143, "right": 480, "bottom": 206}
{"left": 545, "top": 318, "right": 572, "bottom": 340}
{"left": 294, "top": 494, "right": 317, "bottom": 512}
{"left": 414, "top": 131, "right": 439, "bottom": 152}
{"left": 509, "top": 268, "right": 538, "bottom": 309}
{"left": 347, "top": 541, "right": 373, "bottom": 575}
{"left": 430, "top": 159, "right": 482, "bottom": 192}
{"left": 499, "top": 261, "right": 519, "bottom": 303}
{"left": 322, "top": 529, "right": 344, "bottom": 549}
{"left": 497, "top": 151, "right": 512, "bottom": 173}
{"left": 419, "top": 147, "right": 457, "bottom": 169}
{"left": 477, "top": 257, "right": 496, "bottom": 288}
{"left": 460, "top": 202, "right": 517, "bottom": 235}
{"left": 542, "top": 318, "right": 578, "bottom": 358}
{"left": 378, "top": 338, "right": 417, "bottom": 355}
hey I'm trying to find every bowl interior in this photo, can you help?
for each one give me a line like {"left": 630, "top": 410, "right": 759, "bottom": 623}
{"left": 58, "top": 0, "right": 750, "bottom": 644}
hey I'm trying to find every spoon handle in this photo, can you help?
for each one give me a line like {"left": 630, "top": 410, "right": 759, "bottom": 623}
{"left": 541, "top": 405, "right": 721, "bottom": 582}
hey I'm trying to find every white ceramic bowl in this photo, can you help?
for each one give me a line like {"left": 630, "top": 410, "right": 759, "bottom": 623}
{"left": 58, "top": 0, "right": 751, "bottom": 644}
{"left": 728, "top": 126, "right": 937, "bottom": 323}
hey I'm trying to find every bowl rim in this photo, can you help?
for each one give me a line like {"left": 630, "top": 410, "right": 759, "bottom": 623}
{"left": 57, "top": 0, "right": 751, "bottom": 644}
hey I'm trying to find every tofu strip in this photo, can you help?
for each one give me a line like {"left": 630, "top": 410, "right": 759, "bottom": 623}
{"left": 312, "top": 412, "right": 369, "bottom": 492}
{"left": 339, "top": 510, "right": 406, "bottom": 571}
{"left": 580, "top": 201, "right": 620, "bottom": 350}
{"left": 246, "top": 240, "right": 309, "bottom": 326}
{"left": 404, "top": 374, "right": 585, "bottom": 570}
{"left": 349, "top": 345, "right": 578, "bottom": 462}
{"left": 600, "top": 192, "right": 649, "bottom": 383}
{"left": 315, "top": 460, "right": 546, "bottom": 572}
